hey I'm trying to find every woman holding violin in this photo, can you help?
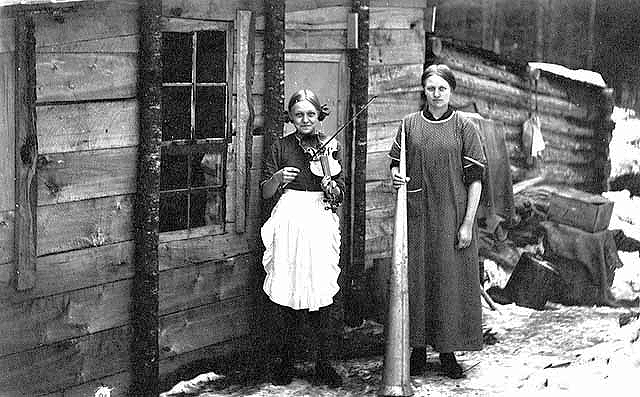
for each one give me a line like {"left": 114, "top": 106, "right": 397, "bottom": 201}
{"left": 260, "top": 89, "right": 344, "bottom": 387}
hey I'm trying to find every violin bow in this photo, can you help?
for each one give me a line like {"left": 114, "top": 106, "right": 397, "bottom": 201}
{"left": 310, "top": 95, "right": 377, "bottom": 160}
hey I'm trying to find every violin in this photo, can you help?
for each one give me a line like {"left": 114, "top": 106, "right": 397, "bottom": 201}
{"left": 297, "top": 134, "right": 342, "bottom": 212}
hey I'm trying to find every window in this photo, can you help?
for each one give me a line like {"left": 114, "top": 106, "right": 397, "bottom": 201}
{"left": 160, "top": 25, "right": 230, "bottom": 234}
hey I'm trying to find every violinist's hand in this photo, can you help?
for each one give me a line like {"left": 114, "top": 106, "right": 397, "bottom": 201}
{"left": 321, "top": 176, "right": 340, "bottom": 196}
{"left": 276, "top": 166, "right": 300, "bottom": 187}
{"left": 391, "top": 166, "right": 410, "bottom": 189}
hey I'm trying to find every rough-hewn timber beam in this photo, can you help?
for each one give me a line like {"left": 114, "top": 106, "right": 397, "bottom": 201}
{"left": 132, "top": 0, "right": 161, "bottom": 395}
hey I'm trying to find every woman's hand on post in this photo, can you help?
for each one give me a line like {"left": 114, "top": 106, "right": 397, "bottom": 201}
{"left": 391, "top": 166, "right": 410, "bottom": 189}
{"left": 457, "top": 222, "right": 473, "bottom": 249}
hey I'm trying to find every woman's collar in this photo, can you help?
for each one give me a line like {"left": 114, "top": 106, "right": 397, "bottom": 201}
{"left": 423, "top": 106, "right": 453, "bottom": 121}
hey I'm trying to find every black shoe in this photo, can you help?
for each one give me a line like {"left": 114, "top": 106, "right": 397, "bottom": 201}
{"left": 271, "top": 360, "right": 294, "bottom": 386}
{"left": 312, "top": 360, "right": 343, "bottom": 388}
{"left": 409, "top": 347, "right": 427, "bottom": 376}
{"left": 439, "top": 352, "right": 465, "bottom": 379}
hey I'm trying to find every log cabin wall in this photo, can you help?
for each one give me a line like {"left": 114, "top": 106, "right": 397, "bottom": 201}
{"left": 434, "top": 0, "right": 640, "bottom": 115}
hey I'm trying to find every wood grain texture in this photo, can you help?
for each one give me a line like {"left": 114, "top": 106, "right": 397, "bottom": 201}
{"left": 37, "top": 194, "right": 134, "bottom": 256}
{"left": 14, "top": 12, "right": 38, "bottom": 290}
{"left": 0, "top": 18, "right": 14, "bottom": 53}
{"left": 0, "top": 52, "right": 15, "bottom": 211}
{"left": 0, "top": 211, "right": 14, "bottom": 265}
{"left": 0, "top": 241, "right": 134, "bottom": 301}
{"left": 234, "top": 10, "right": 254, "bottom": 233}
{"left": 369, "top": 29, "right": 424, "bottom": 66}
{"left": 37, "top": 99, "right": 139, "bottom": 154}
{"left": 0, "top": 278, "right": 133, "bottom": 356}
{"left": 34, "top": 0, "right": 138, "bottom": 49}
{"left": 370, "top": 7, "right": 424, "bottom": 30}
{"left": 160, "top": 253, "right": 254, "bottom": 315}
{"left": 0, "top": 325, "right": 132, "bottom": 396}
{"left": 37, "top": 147, "right": 137, "bottom": 205}
{"left": 36, "top": 53, "right": 137, "bottom": 103}
{"left": 161, "top": 0, "right": 263, "bottom": 21}
{"left": 158, "top": 232, "right": 250, "bottom": 271}
{"left": 159, "top": 295, "right": 254, "bottom": 359}
{"left": 0, "top": 253, "right": 255, "bottom": 356}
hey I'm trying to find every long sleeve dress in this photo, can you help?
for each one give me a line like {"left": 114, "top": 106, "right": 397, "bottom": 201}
{"left": 388, "top": 109, "right": 486, "bottom": 352}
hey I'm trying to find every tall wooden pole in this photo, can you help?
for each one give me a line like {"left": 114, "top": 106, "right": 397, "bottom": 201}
{"left": 132, "top": 0, "right": 161, "bottom": 395}
{"left": 345, "top": 0, "right": 370, "bottom": 327}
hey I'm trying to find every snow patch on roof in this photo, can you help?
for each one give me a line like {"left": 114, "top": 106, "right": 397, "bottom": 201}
{"left": 529, "top": 62, "right": 607, "bottom": 87}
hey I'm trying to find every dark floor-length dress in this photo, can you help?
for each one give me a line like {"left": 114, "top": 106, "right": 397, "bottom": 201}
{"left": 389, "top": 110, "right": 486, "bottom": 352}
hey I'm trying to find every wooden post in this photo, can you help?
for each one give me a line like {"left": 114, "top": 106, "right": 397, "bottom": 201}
{"left": 14, "top": 11, "right": 37, "bottom": 291}
{"left": 234, "top": 10, "right": 255, "bottom": 233}
{"left": 263, "top": 0, "right": 285, "bottom": 144}
{"left": 345, "top": 0, "right": 369, "bottom": 326}
{"left": 132, "top": 0, "right": 161, "bottom": 395}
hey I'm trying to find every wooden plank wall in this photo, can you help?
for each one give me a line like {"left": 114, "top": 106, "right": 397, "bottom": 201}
{"left": 0, "top": 0, "right": 261, "bottom": 395}
{"left": 365, "top": 2, "right": 427, "bottom": 264}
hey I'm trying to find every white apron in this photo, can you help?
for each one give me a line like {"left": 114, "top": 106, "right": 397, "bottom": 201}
{"left": 261, "top": 189, "right": 341, "bottom": 311}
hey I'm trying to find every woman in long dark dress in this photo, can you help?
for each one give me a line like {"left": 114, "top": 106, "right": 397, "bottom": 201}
{"left": 389, "top": 64, "right": 486, "bottom": 379}
{"left": 261, "top": 89, "right": 344, "bottom": 387}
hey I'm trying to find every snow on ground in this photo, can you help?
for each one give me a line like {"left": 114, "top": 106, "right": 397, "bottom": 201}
{"left": 163, "top": 300, "right": 639, "bottom": 397}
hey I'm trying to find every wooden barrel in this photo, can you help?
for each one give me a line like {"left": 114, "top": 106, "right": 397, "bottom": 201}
{"left": 504, "top": 252, "right": 559, "bottom": 310}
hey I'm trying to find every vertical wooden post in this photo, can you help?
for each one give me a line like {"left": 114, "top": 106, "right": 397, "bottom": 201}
{"left": 235, "top": 10, "right": 255, "bottom": 233}
{"left": 263, "top": 0, "right": 285, "bottom": 145}
{"left": 260, "top": 0, "right": 285, "bottom": 354}
{"left": 14, "top": 11, "right": 37, "bottom": 291}
{"left": 132, "top": 0, "right": 161, "bottom": 395}
{"left": 345, "top": 0, "right": 369, "bottom": 326}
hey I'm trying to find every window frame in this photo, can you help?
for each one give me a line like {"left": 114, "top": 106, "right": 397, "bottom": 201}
{"left": 159, "top": 18, "right": 233, "bottom": 243}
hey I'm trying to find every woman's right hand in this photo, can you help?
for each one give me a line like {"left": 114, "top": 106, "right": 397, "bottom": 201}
{"left": 276, "top": 166, "right": 300, "bottom": 187}
{"left": 391, "top": 166, "right": 410, "bottom": 189}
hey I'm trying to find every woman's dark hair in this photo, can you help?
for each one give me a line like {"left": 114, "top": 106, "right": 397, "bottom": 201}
{"left": 286, "top": 89, "right": 331, "bottom": 122}
{"left": 421, "top": 64, "right": 456, "bottom": 91}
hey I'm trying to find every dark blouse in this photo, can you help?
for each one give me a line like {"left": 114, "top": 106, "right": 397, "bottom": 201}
{"left": 262, "top": 133, "right": 345, "bottom": 199}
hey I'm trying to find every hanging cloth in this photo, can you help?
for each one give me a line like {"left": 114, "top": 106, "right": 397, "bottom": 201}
{"left": 522, "top": 70, "right": 546, "bottom": 166}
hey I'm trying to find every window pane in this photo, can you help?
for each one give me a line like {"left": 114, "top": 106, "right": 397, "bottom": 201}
{"left": 190, "top": 188, "right": 224, "bottom": 227}
{"left": 162, "top": 86, "right": 191, "bottom": 141}
{"left": 162, "top": 32, "right": 192, "bottom": 83}
{"left": 160, "top": 148, "right": 188, "bottom": 190}
{"left": 195, "top": 86, "right": 226, "bottom": 139}
{"left": 191, "top": 151, "right": 224, "bottom": 188}
{"left": 197, "top": 30, "right": 226, "bottom": 83}
{"left": 160, "top": 191, "right": 188, "bottom": 232}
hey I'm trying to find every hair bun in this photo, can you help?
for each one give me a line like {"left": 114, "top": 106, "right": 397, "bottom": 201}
{"left": 319, "top": 104, "right": 331, "bottom": 121}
